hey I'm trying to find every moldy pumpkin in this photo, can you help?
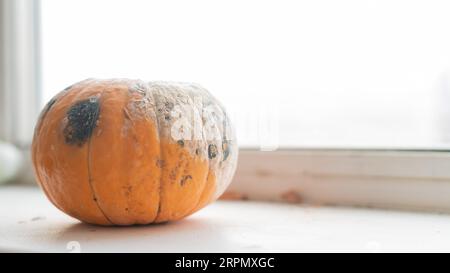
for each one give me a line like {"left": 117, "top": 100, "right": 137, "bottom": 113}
{"left": 31, "top": 79, "right": 238, "bottom": 226}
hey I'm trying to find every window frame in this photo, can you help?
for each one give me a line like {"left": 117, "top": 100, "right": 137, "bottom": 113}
{"left": 4, "top": 0, "right": 450, "bottom": 213}
{"left": 230, "top": 149, "right": 450, "bottom": 212}
{"left": 0, "top": 0, "right": 41, "bottom": 148}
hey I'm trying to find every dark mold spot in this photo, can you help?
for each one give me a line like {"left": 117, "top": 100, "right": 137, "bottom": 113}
{"left": 44, "top": 98, "right": 57, "bottom": 114}
{"left": 177, "top": 140, "right": 184, "bottom": 147}
{"left": 208, "top": 144, "right": 218, "bottom": 159}
{"left": 64, "top": 84, "right": 74, "bottom": 91}
{"left": 195, "top": 148, "right": 201, "bottom": 156}
{"left": 156, "top": 159, "right": 165, "bottom": 168}
{"left": 164, "top": 115, "right": 171, "bottom": 121}
{"left": 35, "top": 98, "right": 58, "bottom": 134}
{"left": 123, "top": 108, "right": 132, "bottom": 121}
{"left": 132, "top": 82, "right": 146, "bottom": 92}
{"left": 222, "top": 140, "right": 230, "bottom": 161}
{"left": 123, "top": 185, "right": 132, "bottom": 196}
{"left": 169, "top": 170, "right": 177, "bottom": 180}
{"left": 63, "top": 97, "right": 100, "bottom": 146}
{"left": 165, "top": 101, "right": 174, "bottom": 110}
{"left": 180, "top": 175, "right": 192, "bottom": 186}
{"left": 31, "top": 216, "right": 45, "bottom": 222}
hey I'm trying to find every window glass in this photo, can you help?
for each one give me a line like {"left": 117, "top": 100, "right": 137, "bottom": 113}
{"left": 41, "top": 0, "right": 450, "bottom": 148}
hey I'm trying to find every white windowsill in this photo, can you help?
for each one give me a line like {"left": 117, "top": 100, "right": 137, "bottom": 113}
{"left": 1, "top": 185, "right": 450, "bottom": 252}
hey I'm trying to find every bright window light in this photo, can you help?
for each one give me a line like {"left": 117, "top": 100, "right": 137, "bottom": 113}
{"left": 41, "top": 0, "right": 450, "bottom": 148}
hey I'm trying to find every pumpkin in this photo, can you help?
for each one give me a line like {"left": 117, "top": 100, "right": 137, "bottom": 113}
{"left": 32, "top": 79, "right": 238, "bottom": 226}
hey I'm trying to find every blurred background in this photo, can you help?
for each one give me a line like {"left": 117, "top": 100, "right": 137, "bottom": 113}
{"left": 3, "top": 0, "right": 450, "bottom": 184}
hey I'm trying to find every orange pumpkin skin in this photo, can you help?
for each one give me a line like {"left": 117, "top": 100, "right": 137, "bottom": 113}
{"left": 32, "top": 79, "right": 238, "bottom": 226}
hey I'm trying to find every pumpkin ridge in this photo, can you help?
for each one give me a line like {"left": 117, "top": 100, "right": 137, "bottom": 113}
{"left": 203, "top": 90, "right": 223, "bottom": 201}
{"left": 190, "top": 162, "right": 211, "bottom": 214}
{"left": 86, "top": 91, "right": 114, "bottom": 225}
{"left": 185, "top": 90, "right": 211, "bottom": 215}
{"left": 32, "top": 91, "right": 69, "bottom": 214}
{"left": 33, "top": 81, "right": 96, "bottom": 217}
{"left": 149, "top": 83, "right": 164, "bottom": 223}
{"left": 174, "top": 88, "right": 201, "bottom": 219}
